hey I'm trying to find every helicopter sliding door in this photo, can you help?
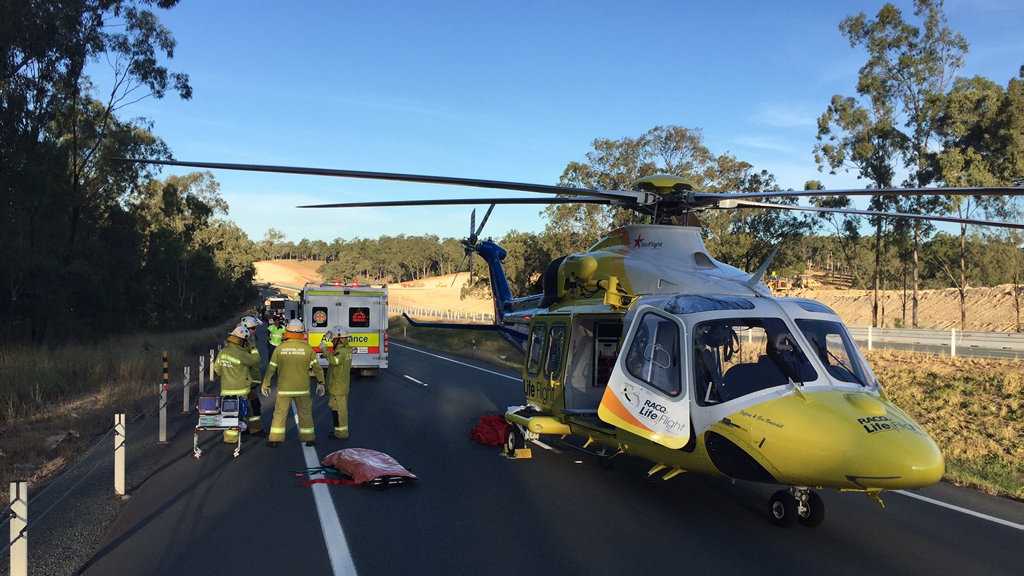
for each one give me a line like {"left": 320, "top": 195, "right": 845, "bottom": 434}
{"left": 597, "top": 306, "right": 691, "bottom": 449}
{"left": 563, "top": 316, "right": 622, "bottom": 413}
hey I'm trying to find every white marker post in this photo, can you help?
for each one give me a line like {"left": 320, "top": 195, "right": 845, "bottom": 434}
{"left": 868, "top": 326, "right": 873, "bottom": 351}
{"left": 114, "top": 413, "right": 126, "bottom": 498}
{"left": 951, "top": 328, "right": 957, "bottom": 358}
{"left": 209, "top": 348, "right": 215, "bottom": 381}
{"left": 198, "top": 356, "right": 206, "bottom": 395}
{"left": 159, "top": 351, "right": 168, "bottom": 444}
{"left": 182, "top": 365, "right": 191, "bottom": 413}
{"left": 9, "top": 481, "right": 27, "bottom": 576}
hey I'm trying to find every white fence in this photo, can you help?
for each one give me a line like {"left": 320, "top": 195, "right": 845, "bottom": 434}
{"left": 846, "top": 326, "right": 1024, "bottom": 359}
{"left": 389, "top": 305, "right": 495, "bottom": 324}
{"left": 391, "top": 304, "right": 1023, "bottom": 359}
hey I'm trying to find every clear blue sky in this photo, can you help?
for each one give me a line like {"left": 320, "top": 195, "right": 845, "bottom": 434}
{"left": 98, "top": 0, "right": 1024, "bottom": 243}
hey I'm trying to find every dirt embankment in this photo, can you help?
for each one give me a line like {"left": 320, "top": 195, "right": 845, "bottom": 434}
{"left": 254, "top": 261, "right": 494, "bottom": 315}
{"left": 254, "top": 259, "right": 324, "bottom": 288}
{"left": 387, "top": 272, "right": 495, "bottom": 315}
{"left": 255, "top": 261, "right": 1022, "bottom": 331}
{"left": 788, "top": 285, "right": 1022, "bottom": 331}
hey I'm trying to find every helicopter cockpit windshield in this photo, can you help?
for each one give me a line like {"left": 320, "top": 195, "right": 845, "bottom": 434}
{"left": 694, "top": 317, "right": 817, "bottom": 405}
{"left": 794, "top": 319, "right": 870, "bottom": 387}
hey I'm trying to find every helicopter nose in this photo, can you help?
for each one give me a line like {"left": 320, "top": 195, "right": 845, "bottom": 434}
{"left": 848, "top": 419, "right": 944, "bottom": 489}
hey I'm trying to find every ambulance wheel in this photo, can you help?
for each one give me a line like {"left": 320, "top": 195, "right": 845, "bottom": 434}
{"left": 797, "top": 491, "right": 825, "bottom": 527}
{"left": 769, "top": 490, "right": 797, "bottom": 526}
{"left": 505, "top": 426, "right": 525, "bottom": 457}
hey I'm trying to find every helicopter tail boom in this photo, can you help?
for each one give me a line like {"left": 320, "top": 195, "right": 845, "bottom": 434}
{"left": 402, "top": 313, "right": 526, "bottom": 351}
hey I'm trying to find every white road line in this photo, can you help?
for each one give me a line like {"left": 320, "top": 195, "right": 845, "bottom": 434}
{"left": 894, "top": 490, "right": 1024, "bottom": 532}
{"left": 530, "top": 439, "right": 558, "bottom": 452}
{"left": 391, "top": 342, "right": 521, "bottom": 381}
{"left": 292, "top": 410, "right": 359, "bottom": 575}
{"left": 403, "top": 374, "right": 427, "bottom": 387}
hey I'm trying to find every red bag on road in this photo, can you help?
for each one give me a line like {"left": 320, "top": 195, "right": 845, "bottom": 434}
{"left": 470, "top": 415, "right": 509, "bottom": 447}
{"left": 320, "top": 448, "right": 417, "bottom": 485}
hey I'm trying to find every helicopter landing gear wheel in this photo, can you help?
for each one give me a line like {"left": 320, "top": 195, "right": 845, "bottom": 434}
{"left": 504, "top": 425, "right": 525, "bottom": 458}
{"left": 795, "top": 489, "right": 825, "bottom": 527}
{"left": 769, "top": 490, "right": 797, "bottom": 526}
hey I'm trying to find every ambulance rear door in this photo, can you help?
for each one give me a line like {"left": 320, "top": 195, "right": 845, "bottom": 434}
{"left": 343, "top": 290, "right": 387, "bottom": 369}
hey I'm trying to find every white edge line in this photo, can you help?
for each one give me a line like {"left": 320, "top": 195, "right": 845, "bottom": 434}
{"left": 391, "top": 342, "right": 521, "bottom": 381}
{"left": 403, "top": 374, "right": 427, "bottom": 387}
{"left": 530, "top": 439, "right": 558, "bottom": 452}
{"left": 293, "top": 410, "right": 359, "bottom": 575}
{"left": 894, "top": 490, "right": 1024, "bottom": 532}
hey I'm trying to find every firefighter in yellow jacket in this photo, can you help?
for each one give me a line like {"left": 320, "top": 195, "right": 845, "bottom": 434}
{"left": 261, "top": 319, "right": 324, "bottom": 446}
{"left": 213, "top": 324, "right": 261, "bottom": 443}
{"left": 239, "top": 315, "right": 264, "bottom": 434}
{"left": 323, "top": 330, "right": 352, "bottom": 439}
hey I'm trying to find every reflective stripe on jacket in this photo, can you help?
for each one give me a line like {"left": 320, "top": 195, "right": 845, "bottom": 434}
{"left": 263, "top": 339, "right": 323, "bottom": 394}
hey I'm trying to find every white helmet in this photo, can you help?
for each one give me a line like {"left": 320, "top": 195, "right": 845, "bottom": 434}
{"left": 286, "top": 319, "right": 305, "bottom": 333}
{"left": 231, "top": 324, "right": 251, "bottom": 340}
{"left": 240, "top": 315, "right": 261, "bottom": 329}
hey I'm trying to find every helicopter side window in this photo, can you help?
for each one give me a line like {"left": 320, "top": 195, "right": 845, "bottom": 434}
{"left": 544, "top": 325, "right": 567, "bottom": 380}
{"left": 694, "top": 318, "right": 817, "bottom": 405}
{"left": 527, "top": 324, "right": 547, "bottom": 376}
{"left": 625, "top": 312, "right": 681, "bottom": 397}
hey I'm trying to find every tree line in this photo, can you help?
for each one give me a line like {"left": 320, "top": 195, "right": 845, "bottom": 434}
{"left": 2, "top": 1, "right": 256, "bottom": 342}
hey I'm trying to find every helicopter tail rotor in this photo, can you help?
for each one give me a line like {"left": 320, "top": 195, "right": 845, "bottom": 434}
{"left": 451, "top": 204, "right": 496, "bottom": 288}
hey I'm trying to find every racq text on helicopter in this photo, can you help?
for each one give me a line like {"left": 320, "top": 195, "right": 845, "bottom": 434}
{"left": 122, "top": 159, "right": 1024, "bottom": 527}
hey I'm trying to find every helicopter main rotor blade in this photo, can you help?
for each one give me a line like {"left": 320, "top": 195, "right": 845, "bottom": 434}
{"left": 474, "top": 203, "right": 495, "bottom": 238}
{"left": 120, "top": 158, "right": 640, "bottom": 202}
{"left": 703, "top": 185, "right": 1024, "bottom": 202}
{"left": 296, "top": 197, "right": 613, "bottom": 208}
{"left": 730, "top": 200, "right": 1024, "bottom": 230}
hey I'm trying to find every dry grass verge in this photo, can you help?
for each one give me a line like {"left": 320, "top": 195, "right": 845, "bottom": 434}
{"left": 0, "top": 319, "right": 235, "bottom": 506}
{"left": 868, "top": 350, "right": 1023, "bottom": 500}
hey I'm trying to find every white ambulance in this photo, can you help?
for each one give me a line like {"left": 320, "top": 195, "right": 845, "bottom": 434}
{"left": 301, "top": 282, "right": 389, "bottom": 376}
{"left": 265, "top": 297, "right": 299, "bottom": 320}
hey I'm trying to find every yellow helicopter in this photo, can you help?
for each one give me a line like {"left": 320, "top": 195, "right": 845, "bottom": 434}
{"left": 124, "top": 159, "right": 1024, "bottom": 527}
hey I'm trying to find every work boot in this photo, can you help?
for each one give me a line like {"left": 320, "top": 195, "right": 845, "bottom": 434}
{"left": 333, "top": 432, "right": 349, "bottom": 440}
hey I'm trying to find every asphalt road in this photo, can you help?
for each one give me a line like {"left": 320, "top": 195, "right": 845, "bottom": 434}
{"left": 75, "top": 341, "right": 1024, "bottom": 576}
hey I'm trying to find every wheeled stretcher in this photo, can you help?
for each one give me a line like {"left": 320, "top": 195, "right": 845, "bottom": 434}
{"left": 193, "top": 394, "right": 248, "bottom": 459}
